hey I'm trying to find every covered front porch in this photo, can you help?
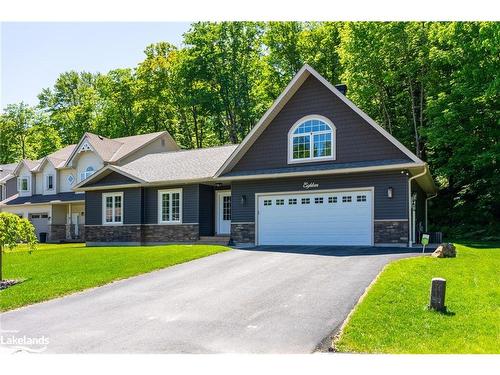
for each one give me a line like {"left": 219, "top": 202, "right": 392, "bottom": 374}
{"left": 49, "top": 202, "right": 85, "bottom": 242}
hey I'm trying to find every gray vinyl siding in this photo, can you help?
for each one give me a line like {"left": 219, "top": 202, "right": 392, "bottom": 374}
{"left": 198, "top": 184, "right": 215, "bottom": 236}
{"left": 143, "top": 184, "right": 199, "bottom": 224}
{"left": 231, "top": 171, "right": 408, "bottom": 222}
{"left": 124, "top": 188, "right": 143, "bottom": 224}
{"left": 85, "top": 184, "right": 201, "bottom": 226}
{"left": 84, "top": 171, "right": 139, "bottom": 187}
{"left": 6, "top": 177, "right": 17, "bottom": 198}
{"left": 232, "top": 75, "right": 410, "bottom": 173}
{"left": 86, "top": 191, "right": 104, "bottom": 225}
{"left": 85, "top": 188, "right": 143, "bottom": 225}
{"left": 32, "top": 174, "right": 37, "bottom": 194}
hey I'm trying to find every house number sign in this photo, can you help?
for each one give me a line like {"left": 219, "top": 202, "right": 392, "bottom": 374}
{"left": 303, "top": 182, "right": 319, "bottom": 189}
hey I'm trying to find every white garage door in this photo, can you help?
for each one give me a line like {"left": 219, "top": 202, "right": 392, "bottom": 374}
{"left": 257, "top": 190, "right": 373, "bottom": 246}
{"left": 29, "top": 213, "right": 50, "bottom": 240}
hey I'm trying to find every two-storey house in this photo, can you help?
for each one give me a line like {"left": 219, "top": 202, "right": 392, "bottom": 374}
{"left": 0, "top": 131, "right": 179, "bottom": 242}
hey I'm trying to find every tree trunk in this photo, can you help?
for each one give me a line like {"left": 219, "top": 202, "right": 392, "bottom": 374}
{"left": 419, "top": 79, "right": 426, "bottom": 160}
{"left": 191, "top": 106, "right": 201, "bottom": 148}
{"left": 0, "top": 245, "right": 3, "bottom": 281}
{"left": 380, "top": 95, "right": 393, "bottom": 134}
{"left": 199, "top": 117, "right": 204, "bottom": 148}
{"left": 408, "top": 80, "right": 420, "bottom": 157}
{"left": 20, "top": 135, "right": 26, "bottom": 159}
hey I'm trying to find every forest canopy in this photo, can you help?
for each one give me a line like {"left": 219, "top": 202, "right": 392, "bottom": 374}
{"left": 0, "top": 22, "right": 498, "bottom": 239}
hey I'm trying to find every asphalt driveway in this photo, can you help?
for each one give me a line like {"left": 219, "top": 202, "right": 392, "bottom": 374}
{"left": 0, "top": 246, "right": 419, "bottom": 353}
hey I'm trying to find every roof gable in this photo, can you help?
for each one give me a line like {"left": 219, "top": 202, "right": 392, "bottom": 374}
{"left": 35, "top": 156, "right": 66, "bottom": 172}
{"left": 64, "top": 131, "right": 178, "bottom": 167}
{"left": 13, "top": 159, "right": 41, "bottom": 175}
{"left": 74, "top": 145, "right": 238, "bottom": 190}
{"left": 216, "top": 64, "right": 422, "bottom": 176}
{"left": 78, "top": 170, "right": 144, "bottom": 188}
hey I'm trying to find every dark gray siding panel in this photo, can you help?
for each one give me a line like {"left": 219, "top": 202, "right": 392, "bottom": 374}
{"left": 6, "top": 177, "right": 17, "bottom": 198}
{"left": 124, "top": 188, "right": 142, "bottom": 225}
{"left": 198, "top": 184, "right": 215, "bottom": 236}
{"left": 83, "top": 171, "right": 138, "bottom": 187}
{"left": 85, "top": 188, "right": 143, "bottom": 225}
{"left": 85, "top": 191, "right": 102, "bottom": 225}
{"left": 232, "top": 75, "right": 410, "bottom": 173}
{"left": 144, "top": 184, "right": 199, "bottom": 224}
{"left": 231, "top": 171, "right": 408, "bottom": 222}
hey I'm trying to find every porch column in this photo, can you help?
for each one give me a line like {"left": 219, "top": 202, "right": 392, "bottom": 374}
{"left": 65, "top": 203, "right": 72, "bottom": 240}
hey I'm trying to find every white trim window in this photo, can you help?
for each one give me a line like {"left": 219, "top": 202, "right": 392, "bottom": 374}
{"left": 45, "top": 174, "right": 54, "bottom": 191}
{"left": 102, "top": 192, "right": 123, "bottom": 225}
{"left": 80, "top": 166, "right": 95, "bottom": 181}
{"left": 158, "top": 189, "right": 182, "bottom": 224}
{"left": 18, "top": 176, "right": 30, "bottom": 192}
{"left": 288, "top": 115, "right": 336, "bottom": 164}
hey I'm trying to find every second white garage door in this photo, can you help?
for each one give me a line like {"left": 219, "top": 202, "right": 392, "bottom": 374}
{"left": 29, "top": 213, "right": 50, "bottom": 241}
{"left": 257, "top": 189, "right": 373, "bottom": 246}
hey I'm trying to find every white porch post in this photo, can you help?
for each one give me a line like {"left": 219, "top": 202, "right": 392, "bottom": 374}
{"left": 66, "top": 203, "right": 72, "bottom": 240}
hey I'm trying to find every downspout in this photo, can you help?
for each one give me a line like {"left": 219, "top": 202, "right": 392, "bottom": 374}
{"left": 408, "top": 165, "right": 427, "bottom": 247}
{"left": 425, "top": 192, "right": 438, "bottom": 232}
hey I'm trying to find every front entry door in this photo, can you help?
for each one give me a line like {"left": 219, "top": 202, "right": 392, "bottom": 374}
{"left": 216, "top": 191, "right": 231, "bottom": 235}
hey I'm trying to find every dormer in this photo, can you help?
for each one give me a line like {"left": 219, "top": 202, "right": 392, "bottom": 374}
{"left": 13, "top": 160, "right": 39, "bottom": 197}
{"left": 35, "top": 157, "right": 64, "bottom": 195}
{"left": 74, "top": 145, "right": 104, "bottom": 184}
{"left": 64, "top": 131, "right": 180, "bottom": 184}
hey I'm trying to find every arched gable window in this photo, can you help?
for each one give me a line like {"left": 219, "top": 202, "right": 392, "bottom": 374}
{"left": 80, "top": 166, "right": 95, "bottom": 181}
{"left": 288, "top": 115, "right": 336, "bottom": 163}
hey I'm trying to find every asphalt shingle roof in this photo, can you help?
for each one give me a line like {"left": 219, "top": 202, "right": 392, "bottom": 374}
{"left": 48, "top": 144, "right": 76, "bottom": 162}
{"left": 23, "top": 159, "right": 42, "bottom": 171}
{"left": 6, "top": 131, "right": 171, "bottom": 175}
{"left": 113, "top": 145, "right": 238, "bottom": 183}
{"left": 0, "top": 163, "right": 17, "bottom": 182}
{"left": 3, "top": 192, "right": 85, "bottom": 205}
{"left": 81, "top": 131, "right": 168, "bottom": 163}
{"left": 110, "top": 132, "right": 168, "bottom": 162}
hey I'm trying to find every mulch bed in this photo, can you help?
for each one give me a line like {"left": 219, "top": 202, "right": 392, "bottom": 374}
{"left": 0, "top": 279, "right": 22, "bottom": 290}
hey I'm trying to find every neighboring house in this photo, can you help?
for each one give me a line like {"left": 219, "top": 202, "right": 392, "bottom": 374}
{"left": 0, "top": 163, "right": 18, "bottom": 203}
{"left": 0, "top": 131, "right": 179, "bottom": 242}
{"left": 75, "top": 65, "right": 436, "bottom": 247}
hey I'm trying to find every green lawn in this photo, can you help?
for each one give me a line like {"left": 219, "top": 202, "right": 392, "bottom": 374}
{"left": 334, "top": 243, "right": 500, "bottom": 354}
{"left": 0, "top": 243, "right": 229, "bottom": 312}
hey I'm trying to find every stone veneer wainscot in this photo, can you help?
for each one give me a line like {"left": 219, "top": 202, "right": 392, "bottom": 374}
{"left": 85, "top": 224, "right": 199, "bottom": 245}
{"left": 231, "top": 223, "right": 255, "bottom": 244}
{"left": 374, "top": 220, "right": 409, "bottom": 244}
